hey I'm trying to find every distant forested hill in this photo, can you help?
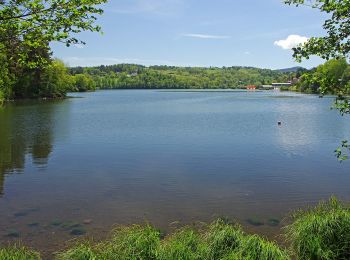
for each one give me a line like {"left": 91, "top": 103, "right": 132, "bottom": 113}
{"left": 68, "top": 64, "right": 297, "bottom": 91}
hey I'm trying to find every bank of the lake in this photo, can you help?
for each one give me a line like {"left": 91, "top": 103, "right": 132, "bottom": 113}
{"left": 2, "top": 197, "right": 350, "bottom": 260}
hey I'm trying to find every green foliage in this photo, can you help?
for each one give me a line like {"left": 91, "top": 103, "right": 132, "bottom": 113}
{"left": 69, "top": 64, "right": 295, "bottom": 90}
{"left": 99, "top": 225, "right": 161, "bottom": 260}
{"left": 73, "top": 74, "right": 96, "bottom": 92}
{"left": 0, "top": 89, "right": 4, "bottom": 104}
{"left": 0, "top": 0, "right": 107, "bottom": 66}
{"left": 284, "top": 0, "right": 350, "bottom": 61}
{"left": 36, "top": 59, "right": 74, "bottom": 98}
{"left": 228, "top": 235, "right": 289, "bottom": 260}
{"left": 0, "top": 0, "right": 106, "bottom": 99}
{"left": 0, "top": 44, "right": 13, "bottom": 100}
{"left": 335, "top": 140, "right": 350, "bottom": 161}
{"left": 291, "top": 59, "right": 350, "bottom": 160}
{"left": 294, "top": 59, "right": 350, "bottom": 94}
{"left": 0, "top": 245, "right": 40, "bottom": 260}
{"left": 159, "top": 228, "right": 201, "bottom": 259}
{"left": 199, "top": 219, "right": 244, "bottom": 259}
{"left": 285, "top": 1, "right": 350, "bottom": 159}
{"left": 56, "top": 219, "right": 289, "bottom": 260}
{"left": 286, "top": 196, "right": 350, "bottom": 260}
{"left": 55, "top": 243, "right": 97, "bottom": 260}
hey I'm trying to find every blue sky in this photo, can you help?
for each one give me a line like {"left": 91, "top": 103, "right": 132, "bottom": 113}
{"left": 52, "top": 0, "right": 328, "bottom": 69}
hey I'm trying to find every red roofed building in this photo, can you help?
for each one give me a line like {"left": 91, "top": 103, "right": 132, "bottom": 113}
{"left": 246, "top": 85, "right": 256, "bottom": 90}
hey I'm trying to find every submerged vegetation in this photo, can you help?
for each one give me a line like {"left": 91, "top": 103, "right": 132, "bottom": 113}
{"left": 1, "top": 197, "right": 350, "bottom": 260}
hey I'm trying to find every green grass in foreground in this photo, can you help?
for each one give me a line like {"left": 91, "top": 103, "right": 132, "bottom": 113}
{"left": 56, "top": 219, "right": 288, "bottom": 260}
{"left": 0, "top": 245, "right": 40, "bottom": 260}
{"left": 2, "top": 197, "right": 350, "bottom": 260}
{"left": 286, "top": 196, "right": 350, "bottom": 260}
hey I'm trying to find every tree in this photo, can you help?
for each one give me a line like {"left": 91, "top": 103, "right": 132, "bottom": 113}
{"left": 284, "top": 0, "right": 350, "bottom": 61}
{"left": 284, "top": 0, "right": 350, "bottom": 160}
{"left": 38, "top": 59, "right": 74, "bottom": 98}
{"left": 0, "top": 0, "right": 107, "bottom": 99}
{"left": 73, "top": 73, "right": 96, "bottom": 92}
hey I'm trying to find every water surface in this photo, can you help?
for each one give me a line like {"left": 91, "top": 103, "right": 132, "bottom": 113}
{"left": 1, "top": 90, "right": 350, "bottom": 255}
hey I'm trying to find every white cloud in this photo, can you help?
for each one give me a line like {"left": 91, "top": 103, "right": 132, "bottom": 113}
{"left": 274, "top": 34, "right": 308, "bottom": 50}
{"left": 182, "top": 33, "right": 231, "bottom": 40}
{"left": 244, "top": 51, "right": 251, "bottom": 55}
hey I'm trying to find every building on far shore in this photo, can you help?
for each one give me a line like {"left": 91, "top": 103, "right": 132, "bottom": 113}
{"left": 271, "top": 82, "right": 292, "bottom": 90}
{"left": 259, "top": 85, "right": 274, "bottom": 90}
{"left": 246, "top": 85, "right": 257, "bottom": 90}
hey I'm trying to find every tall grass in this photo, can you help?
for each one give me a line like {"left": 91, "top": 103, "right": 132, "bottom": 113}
{"left": 56, "top": 219, "right": 288, "bottom": 260}
{"left": 0, "top": 245, "right": 40, "bottom": 260}
{"left": 159, "top": 227, "right": 201, "bottom": 259}
{"left": 286, "top": 196, "right": 350, "bottom": 260}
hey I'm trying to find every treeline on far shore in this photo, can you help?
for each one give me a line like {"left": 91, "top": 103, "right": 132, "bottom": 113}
{"left": 2, "top": 59, "right": 349, "bottom": 103}
{"left": 0, "top": 61, "right": 302, "bottom": 102}
{"left": 68, "top": 63, "right": 299, "bottom": 91}
{"left": 281, "top": 58, "right": 350, "bottom": 95}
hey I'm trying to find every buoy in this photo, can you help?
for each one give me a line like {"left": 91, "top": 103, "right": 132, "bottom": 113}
{"left": 278, "top": 121, "right": 282, "bottom": 126}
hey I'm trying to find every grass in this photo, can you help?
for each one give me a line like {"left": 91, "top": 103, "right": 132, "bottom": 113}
{"left": 159, "top": 227, "right": 201, "bottom": 259}
{"left": 286, "top": 196, "right": 350, "bottom": 260}
{"left": 0, "top": 246, "right": 40, "bottom": 260}
{"left": 2, "top": 197, "right": 350, "bottom": 259}
{"left": 56, "top": 219, "right": 288, "bottom": 260}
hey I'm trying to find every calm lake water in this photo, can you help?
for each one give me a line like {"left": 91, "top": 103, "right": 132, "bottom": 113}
{"left": 1, "top": 90, "right": 350, "bottom": 255}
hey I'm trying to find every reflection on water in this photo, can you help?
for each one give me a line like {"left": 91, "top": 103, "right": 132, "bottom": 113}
{"left": 0, "top": 100, "right": 66, "bottom": 195}
{"left": 0, "top": 90, "right": 350, "bottom": 257}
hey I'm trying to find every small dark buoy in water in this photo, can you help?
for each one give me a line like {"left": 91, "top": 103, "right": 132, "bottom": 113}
{"left": 278, "top": 121, "right": 282, "bottom": 126}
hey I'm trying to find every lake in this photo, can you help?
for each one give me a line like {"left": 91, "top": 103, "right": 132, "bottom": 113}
{"left": 1, "top": 90, "right": 350, "bottom": 256}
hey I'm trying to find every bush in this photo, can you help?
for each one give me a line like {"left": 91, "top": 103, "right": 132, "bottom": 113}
{"left": 286, "top": 196, "right": 350, "bottom": 260}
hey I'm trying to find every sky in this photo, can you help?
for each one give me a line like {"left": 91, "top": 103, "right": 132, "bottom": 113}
{"left": 51, "top": 0, "right": 329, "bottom": 69}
